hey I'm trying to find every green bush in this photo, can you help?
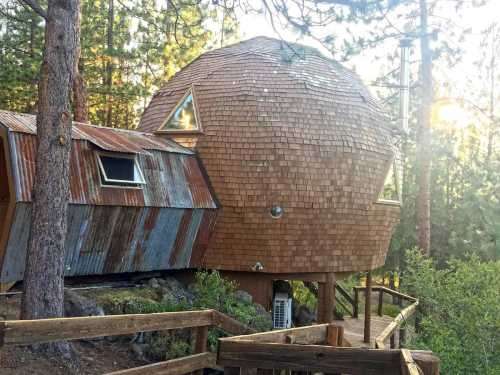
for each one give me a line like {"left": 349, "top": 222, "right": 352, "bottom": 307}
{"left": 402, "top": 249, "right": 500, "bottom": 374}
{"left": 92, "top": 271, "right": 272, "bottom": 358}
{"left": 190, "top": 270, "right": 272, "bottom": 348}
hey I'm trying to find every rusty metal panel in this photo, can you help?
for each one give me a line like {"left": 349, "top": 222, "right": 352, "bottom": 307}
{"left": 0, "top": 203, "right": 218, "bottom": 282}
{"left": 7, "top": 132, "right": 216, "bottom": 209}
{"left": 0, "top": 110, "right": 192, "bottom": 155}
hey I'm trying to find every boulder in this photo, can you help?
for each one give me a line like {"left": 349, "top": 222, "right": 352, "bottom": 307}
{"left": 251, "top": 303, "right": 273, "bottom": 331}
{"left": 235, "top": 290, "right": 253, "bottom": 304}
{"left": 64, "top": 289, "right": 105, "bottom": 317}
{"left": 158, "top": 277, "right": 194, "bottom": 306}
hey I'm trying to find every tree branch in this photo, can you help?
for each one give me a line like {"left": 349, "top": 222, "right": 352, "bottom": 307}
{"left": 19, "top": 0, "right": 46, "bottom": 20}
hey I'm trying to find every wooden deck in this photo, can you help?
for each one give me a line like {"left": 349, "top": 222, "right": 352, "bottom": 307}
{"left": 334, "top": 314, "right": 395, "bottom": 348}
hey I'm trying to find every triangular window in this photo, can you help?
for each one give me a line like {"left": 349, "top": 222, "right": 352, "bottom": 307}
{"left": 159, "top": 89, "right": 200, "bottom": 132}
{"left": 378, "top": 161, "right": 400, "bottom": 203}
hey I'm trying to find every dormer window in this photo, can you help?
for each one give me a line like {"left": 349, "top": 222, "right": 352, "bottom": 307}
{"left": 97, "top": 152, "right": 146, "bottom": 188}
{"left": 158, "top": 88, "right": 201, "bottom": 133}
{"left": 378, "top": 160, "right": 400, "bottom": 203}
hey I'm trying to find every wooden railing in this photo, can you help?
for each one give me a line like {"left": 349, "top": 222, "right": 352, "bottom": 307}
{"left": 0, "top": 309, "right": 255, "bottom": 375}
{"left": 335, "top": 283, "right": 356, "bottom": 316}
{"left": 353, "top": 285, "right": 419, "bottom": 349}
{"left": 217, "top": 324, "right": 439, "bottom": 375}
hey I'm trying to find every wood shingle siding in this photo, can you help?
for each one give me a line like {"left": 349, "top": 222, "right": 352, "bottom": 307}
{"left": 139, "top": 37, "right": 401, "bottom": 274}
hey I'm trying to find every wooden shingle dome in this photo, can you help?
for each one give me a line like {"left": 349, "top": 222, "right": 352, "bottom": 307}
{"left": 139, "top": 37, "right": 400, "bottom": 275}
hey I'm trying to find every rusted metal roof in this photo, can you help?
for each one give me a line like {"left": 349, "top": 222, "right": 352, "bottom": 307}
{"left": 7, "top": 131, "right": 217, "bottom": 208}
{"left": 0, "top": 110, "right": 192, "bottom": 155}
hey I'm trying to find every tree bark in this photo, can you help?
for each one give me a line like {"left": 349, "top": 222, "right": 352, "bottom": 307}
{"left": 73, "top": 68, "right": 88, "bottom": 123}
{"left": 20, "top": 0, "right": 81, "bottom": 355}
{"left": 417, "top": 0, "right": 432, "bottom": 255}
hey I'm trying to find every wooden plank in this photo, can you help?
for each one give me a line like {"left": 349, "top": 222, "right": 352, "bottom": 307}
{"left": 194, "top": 326, "right": 209, "bottom": 375}
{"left": 354, "top": 286, "right": 417, "bottom": 303}
{"left": 212, "top": 310, "right": 256, "bottom": 336}
{"left": 364, "top": 271, "right": 372, "bottom": 344}
{"left": 225, "top": 324, "right": 328, "bottom": 345}
{"left": 224, "top": 367, "right": 241, "bottom": 375}
{"left": 400, "top": 349, "right": 420, "bottom": 375}
{"left": 375, "top": 302, "right": 418, "bottom": 349}
{"left": 412, "top": 352, "right": 439, "bottom": 375}
{"left": 378, "top": 289, "right": 384, "bottom": 316}
{"left": 326, "top": 325, "right": 339, "bottom": 347}
{"left": 218, "top": 340, "right": 401, "bottom": 375}
{"left": 353, "top": 288, "right": 359, "bottom": 318}
{"left": 105, "top": 352, "right": 216, "bottom": 375}
{"left": 317, "top": 273, "right": 335, "bottom": 323}
{"left": 1, "top": 310, "right": 213, "bottom": 346}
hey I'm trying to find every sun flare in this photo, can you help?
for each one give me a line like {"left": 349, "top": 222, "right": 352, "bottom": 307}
{"left": 432, "top": 102, "right": 472, "bottom": 130}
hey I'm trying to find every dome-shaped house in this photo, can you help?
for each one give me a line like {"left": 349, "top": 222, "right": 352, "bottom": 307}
{"left": 139, "top": 37, "right": 401, "bottom": 318}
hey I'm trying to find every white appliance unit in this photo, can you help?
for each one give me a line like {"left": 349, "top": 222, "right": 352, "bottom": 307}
{"left": 273, "top": 292, "right": 292, "bottom": 329}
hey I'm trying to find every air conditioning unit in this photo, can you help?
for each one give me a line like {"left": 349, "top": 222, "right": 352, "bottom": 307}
{"left": 273, "top": 292, "right": 292, "bottom": 329}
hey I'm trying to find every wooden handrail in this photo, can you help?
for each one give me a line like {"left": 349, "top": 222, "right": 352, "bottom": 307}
{"left": 217, "top": 322, "right": 439, "bottom": 375}
{"left": 354, "top": 285, "right": 417, "bottom": 303}
{"left": 401, "top": 349, "right": 421, "bottom": 375}
{"left": 375, "top": 300, "right": 419, "bottom": 349}
{"left": 0, "top": 309, "right": 254, "bottom": 375}
{"left": 0, "top": 309, "right": 254, "bottom": 347}
{"left": 104, "top": 352, "right": 216, "bottom": 375}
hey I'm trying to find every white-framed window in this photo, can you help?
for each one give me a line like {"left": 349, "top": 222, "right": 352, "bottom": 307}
{"left": 96, "top": 151, "right": 146, "bottom": 188}
{"left": 157, "top": 87, "right": 201, "bottom": 133}
{"left": 378, "top": 160, "right": 401, "bottom": 204}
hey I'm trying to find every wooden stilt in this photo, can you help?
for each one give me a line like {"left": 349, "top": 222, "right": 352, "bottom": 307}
{"left": 317, "top": 273, "right": 336, "bottom": 323}
{"left": 363, "top": 271, "right": 372, "bottom": 344}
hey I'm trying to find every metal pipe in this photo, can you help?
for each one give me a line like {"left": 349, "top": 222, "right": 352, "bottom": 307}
{"left": 399, "top": 39, "right": 411, "bottom": 134}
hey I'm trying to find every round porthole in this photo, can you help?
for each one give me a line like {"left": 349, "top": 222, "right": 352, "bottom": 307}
{"left": 270, "top": 205, "right": 284, "bottom": 219}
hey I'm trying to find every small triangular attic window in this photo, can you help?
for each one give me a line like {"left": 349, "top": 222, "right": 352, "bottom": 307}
{"left": 159, "top": 89, "right": 200, "bottom": 132}
{"left": 379, "top": 161, "right": 400, "bottom": 203}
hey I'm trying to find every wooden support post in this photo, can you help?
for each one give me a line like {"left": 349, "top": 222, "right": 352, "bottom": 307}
{"left": 363, "top": 271, "right": 372, "bottom": 344}
{"left": 378, "top": 289, "right": 384, "bottom": 316}
{"left": 194, "top": 326, "right": 209, "bottom": 375}
{"left": 353, "top": 288, "right": 359, "bottom": 318}
{"left": 317, "top": 273, "right": 336, "bottom": 323}
{"left": 399, "top": 327, "right": 406, "bottom": 348}
{"left": 326, "top": 324, "right": 339, "bottom": 347}
{"left": 412, "top": 352, "right": 440, "bottom": 375}
{"left": 390, "top": 334, "right": 395, "bottom": 349}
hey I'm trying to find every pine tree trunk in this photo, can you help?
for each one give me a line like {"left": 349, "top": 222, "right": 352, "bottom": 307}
{"left": 20, "top": 0, "right": 81, "bottom": 355}
{"left": 417, "top": 0, "right": 432, "bottom": 255}
{"left": 73, "top": 69, "right": 88, "bottom": 123}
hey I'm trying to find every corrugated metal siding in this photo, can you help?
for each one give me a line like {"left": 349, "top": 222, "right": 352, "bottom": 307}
{"left": 7, "top": 132, "right": 217, "bottom": 209}
{"left": 0, "top": 202, "right": 218, "bottom": 282}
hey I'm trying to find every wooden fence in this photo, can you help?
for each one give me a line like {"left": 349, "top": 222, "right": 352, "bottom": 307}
{"left": 353, "top": 285, "right": 419, "bottom": 349}
{"left": 218, "top": 323, "right": 439, "bottom": 375}
{"left": 0, "top": 309, "right": 254, "bottom": 375}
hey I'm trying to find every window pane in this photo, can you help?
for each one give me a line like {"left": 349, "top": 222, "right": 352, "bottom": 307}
{"left": 379, "top": 163, "right": 399, "bottom": 201}
{"left": 161, "top": 92, "right": 198, "bottom": 131}
{"left": 100, "top": 155, "right": 135, "bottom": 181}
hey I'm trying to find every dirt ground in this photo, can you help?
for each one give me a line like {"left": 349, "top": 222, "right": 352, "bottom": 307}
{"left": 0, "top": 294, "right": 149, "bottom": 374}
